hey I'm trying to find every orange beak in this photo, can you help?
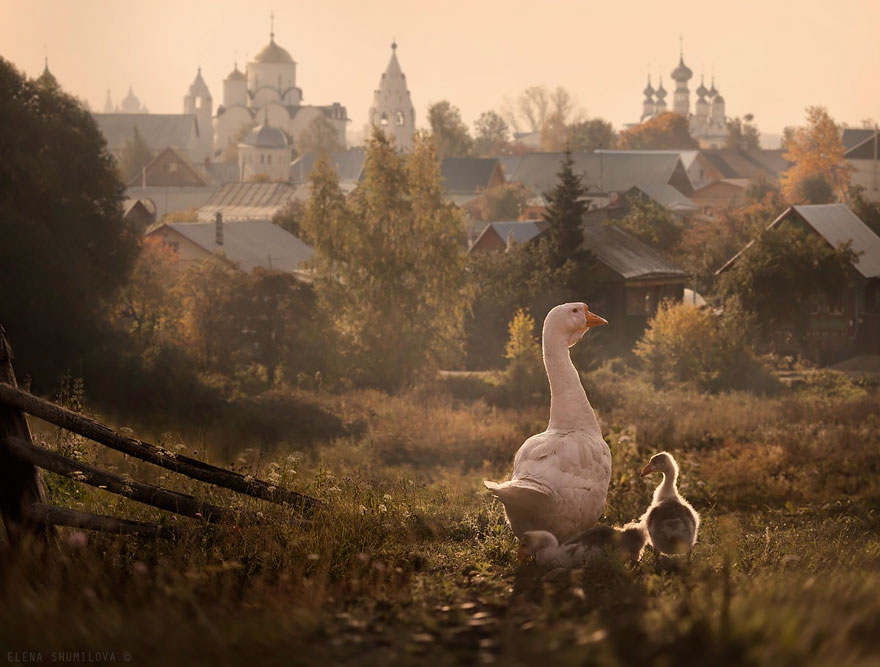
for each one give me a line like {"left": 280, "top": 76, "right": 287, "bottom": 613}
{"left": 640, "top": 463, "right": 653, "bottom": 478}
{"left": 517, "top": 546, "right": 529, "bottom": 561}
{"left": 583, "top": 304, "right": 608, "bottom": 328}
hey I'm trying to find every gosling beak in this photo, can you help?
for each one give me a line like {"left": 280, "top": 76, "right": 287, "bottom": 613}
{"left": 583, "top": 305, "right": 608, "bottom": 328}
{"left": 517, "top": 546, "right": 529, "bottom": 561}
{"left": 640, "top": 463, "right": 653, "bottom": 478}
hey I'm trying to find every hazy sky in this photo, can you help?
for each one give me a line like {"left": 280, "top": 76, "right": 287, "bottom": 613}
{"left": 2, "top": 0, "right": 878, "bottom": 144}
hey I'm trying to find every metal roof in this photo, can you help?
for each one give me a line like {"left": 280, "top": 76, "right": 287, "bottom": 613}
{"left": 789, "top": 204, "right": 880, "bottom": 278}
{"left": 289, "top": 148, "right": 365, "bottom": 184}
{"left": 197, "top": 182, "right": 298, "bottom": 221}
{"left": 440, "top": 158, "right": 502, "bottom": 194}
{"left": 92, "top": 113, "right": 199, "bottom": 151}
{"left": 717, "top": 204, "right": 880, "bottom": 278}
{"left": 628, "top": 184, "right": 698, "bottom": 212}
{"left": 843, "top": 128, "right": 876, "bottom": 152}
{"left": 581, "top": 224, "right": 688, "bottom": 281}
{"left": 504, "top": 152, "right": 687, "bottom": 195}
{"left": 699, "top": 148, "right": 789, "bottom": 180}
{"left": 161, "top": 219, "right": 313, "bottom": 273}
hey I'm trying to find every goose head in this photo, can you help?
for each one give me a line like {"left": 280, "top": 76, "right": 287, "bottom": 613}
{"left": 640, "top": 451, "right": 678, "bottom": 478}
{"left": 518, "top": 530, "right": 558, "bottom": 560}
{"left": 545, "top": 302, "right": 608, "bottom": 348}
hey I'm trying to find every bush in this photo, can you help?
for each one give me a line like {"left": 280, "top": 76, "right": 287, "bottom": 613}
{"left": 500, "top": 309, "right": 547, "bottom": 405}
{"left": 635, "top": 299, "right": 777, "bottom": 393}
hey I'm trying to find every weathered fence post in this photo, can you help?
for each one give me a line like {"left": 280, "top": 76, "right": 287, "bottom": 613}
{"left": 0, "top": 325, "right": 52, "bottom": 544}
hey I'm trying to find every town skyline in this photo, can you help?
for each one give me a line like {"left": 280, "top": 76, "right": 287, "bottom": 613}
{"left": 2, "top": 0, "right": 878, "bottom": 145}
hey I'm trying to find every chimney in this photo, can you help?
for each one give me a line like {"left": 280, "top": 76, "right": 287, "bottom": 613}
{"left": 215, "top": 211, "right": 224, "bottom": 246}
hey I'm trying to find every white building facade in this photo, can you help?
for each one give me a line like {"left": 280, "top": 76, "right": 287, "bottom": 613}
{"left": 214, "top": 29, "right": 348, "bottom": 159}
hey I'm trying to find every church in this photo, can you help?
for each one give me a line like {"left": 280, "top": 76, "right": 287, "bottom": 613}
{"left": 639, "top": 47, "right": 729, "bottom": 148}
{"left": 212, "top": 26, "right": 349, "bottom": 159}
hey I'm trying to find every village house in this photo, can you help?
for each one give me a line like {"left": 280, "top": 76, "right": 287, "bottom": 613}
{"left": 146, "top": 215, "right": 313, "bottom": 276}
{"left": 718, "top": 203, "right": 880, "bottom": 362}
{"left": 843, "top": 128, "right": 880, "bottom": 203}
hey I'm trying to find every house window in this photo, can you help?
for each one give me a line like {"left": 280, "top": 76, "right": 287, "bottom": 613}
{"left": 268, "top": 154, "right": 272, "bottom": 164}
{"left": 380, "top": 113, "right": 389, "bottom": 127}
{"left": 167, "top": 163, "right": 178, "bottom": 173}
{"left": 261, "top": 154, "right": 265, "bottom": 165}
{"left": 396, "top": 111, "right": 405, "bottom": 126}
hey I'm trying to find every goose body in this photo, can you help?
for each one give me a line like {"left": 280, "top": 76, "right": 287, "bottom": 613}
{"left": 640, "top": 452, "right": 700, "bottom": 556}
{"left": 520, "top": 523, "right": 647, "bottom": 568}
{"left": 485, "top": 302, "right": 611, "bottom": 542}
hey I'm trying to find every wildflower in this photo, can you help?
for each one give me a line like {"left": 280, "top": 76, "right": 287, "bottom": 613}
{"left": 383, "top": 494, "right": 392, "bottom": 501}
{"left": 195, "top": 512, "right": 203, "bottom": 519}
{"left": 359, "top": 505, "right": 367, "bottom": 515}
{"left": 378, "top": 504, "right": 387, "bottom": 513}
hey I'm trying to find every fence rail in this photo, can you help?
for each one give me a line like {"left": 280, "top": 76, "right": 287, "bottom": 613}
{"left": 0, "top": 325, "right": 318, "bottom": 545}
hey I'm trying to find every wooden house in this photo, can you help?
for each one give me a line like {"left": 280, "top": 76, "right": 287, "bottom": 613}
{"left": 718, "top": 204, "right": 880, "bottom": 362}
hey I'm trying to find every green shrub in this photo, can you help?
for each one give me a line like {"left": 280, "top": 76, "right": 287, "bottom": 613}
{"left": 635, "top": 299, "right": 777, "bottom": 393}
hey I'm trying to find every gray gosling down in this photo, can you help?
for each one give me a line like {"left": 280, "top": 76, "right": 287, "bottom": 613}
{"left": 640, "top": 451, "right": 700, "bottom": 556}
{"left": 519, "top": 523, "right": 648, "bottom": 568}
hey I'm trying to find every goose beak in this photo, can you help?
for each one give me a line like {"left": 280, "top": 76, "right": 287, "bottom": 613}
{"left": 640, "top": 463, "right": 653, "bottom": 478}
{"left": 517, "top": 546, "right": 529, "bottom": 561}
{"left": 583, "top": 305, "right": 608, "bottom": 328}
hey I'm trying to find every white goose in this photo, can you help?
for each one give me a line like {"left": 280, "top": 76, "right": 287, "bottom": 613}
{"left": 484, "top": 302, "right": 611, "bottom": 541}
{"left": 639, "top": 451, "right": 700, "bottom": 556}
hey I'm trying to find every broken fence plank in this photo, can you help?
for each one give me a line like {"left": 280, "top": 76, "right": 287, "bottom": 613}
{"left": 24, "top": 502, "right": 184, "bottom": 539}
{"left": 0, "top": 382, "right": 318, "bottom": 511}
{"left": 4, "top": 434, "right": 243, "bottom": 524}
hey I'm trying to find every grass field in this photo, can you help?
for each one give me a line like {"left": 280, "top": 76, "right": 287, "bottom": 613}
{"left": 2, "top": 368, "right": 880, "bottom": 666}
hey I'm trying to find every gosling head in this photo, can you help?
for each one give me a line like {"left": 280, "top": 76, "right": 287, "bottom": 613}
{"left": 518, "top": 530, "right": 559, "bottom": 560}
{"left": 640, "top": 451, "right": 678, "bottom": 479}
{"left": 545, "top": 302, "right": 608, "bottom": 348}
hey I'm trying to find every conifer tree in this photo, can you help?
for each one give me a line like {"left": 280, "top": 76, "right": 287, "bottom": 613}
{"left": 542, "top": 150, "right": 590, "bottom": 270}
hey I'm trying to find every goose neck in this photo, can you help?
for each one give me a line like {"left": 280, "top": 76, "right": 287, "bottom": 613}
{"left": 543, "top": 328, "right": 598, "bottom": 432}
{"left": 654, "top": 471, "right": 678, "bottom": 502}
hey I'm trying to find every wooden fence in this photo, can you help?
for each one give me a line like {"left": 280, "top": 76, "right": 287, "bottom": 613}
{"left": 0, "top": 325, "right": 318, "bottom": 545}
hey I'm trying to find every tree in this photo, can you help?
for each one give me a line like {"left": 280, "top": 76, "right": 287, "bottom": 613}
{"left": 614, "top": 196, "right": 684, "bottom": 251}
{"left": 794, "top": 173, "right": 835, "bottom": 204}
{"left": 296, "top": 115, "right": 344, "bottom": 156}
{"left": 780, "top": 106, "right": 853, "bottom": 203}
{"left": 302, "top": 129, "right": 470, "bottom": 388}
{"left": 542, "top": 151, "right": 590, "bottom": 272}
{"left": 848, "top": 184, "right": 880, "bottom": 236}
{"left": 717, "top": 221, "right": 856, "bottom": 340}
{"left": 241, "top": 269, "right": 317, "bottom": 388}
{"left": 618, "top": 112, "right": 698, "bottom": 150}
{"left": 112, "top": 237, "right": 181, "bottom": 352}
{"left": 502, "top": 85, "right": 582, "bottom": 134}
{"left": 502, "top": 308, "right": 546, "bottom": 402}
{"left": 567, "top": 118, "right": 617, "bottom": 151}
{"left": 427, "top": 101, "right": 472, "bottom": 159}
{"left": 175, "top": 257, "right": 248, "bottom": 371}
{"left": 472, "top": 110, "right": 510, "bottom": 155}
{"left": 272, "top": 198, "right": 307, "bottom": 240}
{"left": 726, "top": 114, "right": 761, "bottom": 151}
{"left": 475, "top": 183, "right": 528, "bottom": 222}
{"left": 0, "top": 56, "right": 140, "bottom": 386}
{"left": 119, "top": 126, "right": 154, "bottom": 184}
{"left": 635, "top": 298, "right": 762, "bottom": 392}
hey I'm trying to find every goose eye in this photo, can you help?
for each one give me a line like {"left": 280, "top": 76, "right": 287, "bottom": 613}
{"left": 571, "top": 307, "right": 578, "bottom": 313}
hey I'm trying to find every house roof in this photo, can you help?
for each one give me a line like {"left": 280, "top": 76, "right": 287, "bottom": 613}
{"left": 197, "top": 182, "right": 298, "bottom": 221}
{"left": 699, "top": 148, "right": 789, "bottom": 180}
{"left": 628, "top": 184, "right": 698, "bottom": 212}
{"left": 581, "top": 224, "right": 689, "bottom": 281}
{"left": 440, "top": 158, "right": 502, "bottom": 193}
{"left": 504, "top": 152, "right": 689, "bottom": 195}
{"left": 92, "top": 113, "right": 199, "bottom": 151}
{"left": 289, "top": 148, "right": 365, "bottom": 184}
{"left": 842, "top": 129, "right": 879, "bottom": 159}
{"left": 717, "top": 204, "right": 880, "bottom": 279}
{"left": 127, "top": 146, "right": 207, "bottom": 188}
{"left": 472, "top": 220, "right": 545, "bottom": 248}
{"left": 843, "top": 128, "right": 876, "bottom": 152}
{"left": 789, "top": 204, "right": 880, "bottom": 278}
{"left": 156, "top": 219, "right": 313, "bottom": 273}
